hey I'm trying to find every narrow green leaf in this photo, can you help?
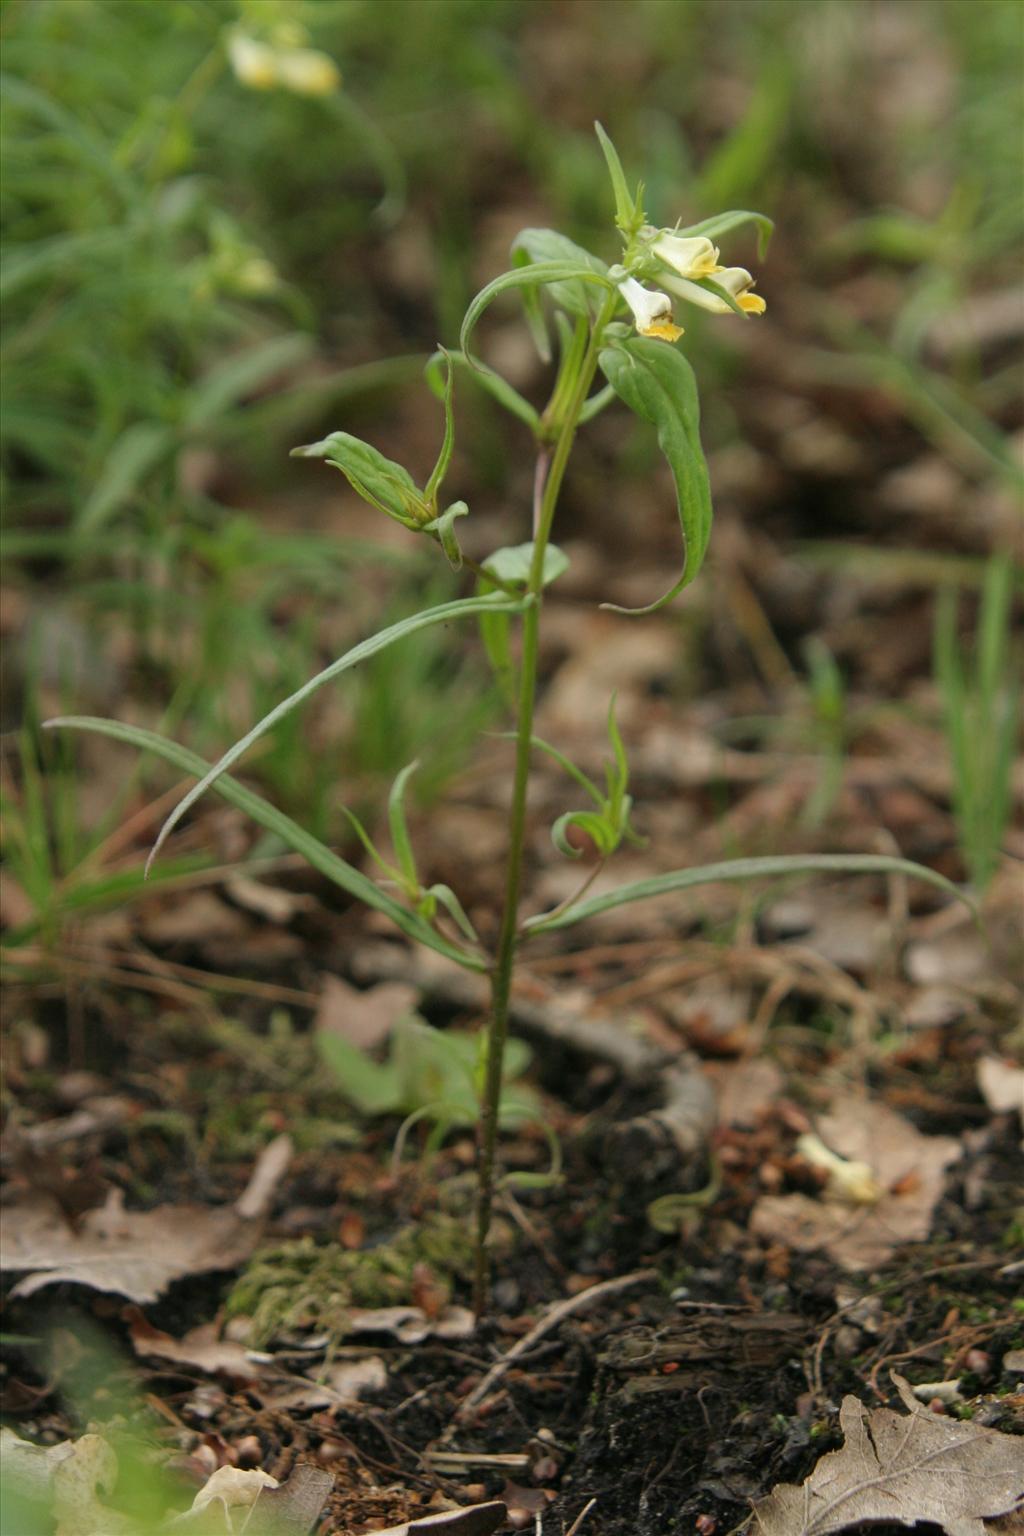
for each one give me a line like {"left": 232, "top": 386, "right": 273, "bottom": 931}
{"left": 425, "top": 348, "right": 539, "bottom": 430}
{"left": 142, "top": 591, "right": 527, "bottom": 873}
{"left": 526, "top": 853, "right": 973, "bottom": 932}
{"left": 594, "top": 121, "right": 644, "bottom": 234}
{"left": 44, "top": 717, "right": 486, "bottom": 969}
{"left": 425, "top": 883, "right": 480, "bottom": 945}
{"left": 424, "top": 348, "right": 456, "bottom": 505}
{"left": 460, "top": 261, "right": 612, "bottom": 370}
{"left": 676, "top": 209, "right": 775, "bottom": 260}
{"left": 598, "top": 337, "right": 713, "bottom": 612}
{"left": 78, "top": 423, "right": 174, "bottom": 533}
{"left": 340, "top": 805, "right": 403, "bottom": 884}
{"left": 292, "top": 431, "right": 426, "bottom": 526}
{"left": 513, "top": 247, "right": 553, "bottom": 362}
{"left": 388, "top": 761, "right": 420, "bottom": 890}
{"left": 527, "top": 734, "right": 604, "bottom": 805}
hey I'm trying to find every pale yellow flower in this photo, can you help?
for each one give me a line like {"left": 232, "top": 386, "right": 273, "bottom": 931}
{"left": 275, "top": 47, "right": 341, "bottom": 96}
{"left": 227, "top": 33, "right": 279, "bottom": 91}
{"left": 650, "top": 231, "right": 721, "bottom": 281}
{"left": 661, "top": 264, "right": 766, "bottom": 317}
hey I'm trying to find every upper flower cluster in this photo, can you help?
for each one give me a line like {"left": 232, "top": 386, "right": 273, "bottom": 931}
{"left": 616, "top": 226, "right": 766, "bottom": 343}
{"left": 227, "top": 30, "right": 340, "bottom": 97}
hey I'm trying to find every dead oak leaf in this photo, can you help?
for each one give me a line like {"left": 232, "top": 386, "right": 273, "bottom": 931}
{"left": 752, "top": 1373, "right": 1024, "bottom": 1536}
{"left": 1, "top": 1136, "right": 291, "bottom": 1303}
{"left": 750, "top": 1101, "right": 959, "bottom": 1270}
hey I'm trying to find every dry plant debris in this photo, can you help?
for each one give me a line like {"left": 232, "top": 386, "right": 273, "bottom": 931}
{"left": 750, "top": 1100, "right": 960, "bottom": 1269}
{"left": 0, "top": 1136, "right": 291, "bottom": 1302}
{"left": 751, "top": 1374, "right": 1024, "bottom": 1536}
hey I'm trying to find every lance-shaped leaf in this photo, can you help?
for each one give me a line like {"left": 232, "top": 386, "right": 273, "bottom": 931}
{"left": 599, "top": 337, "right": 713, "bottom": 613}
{"left": 143, "top": 592, "right": 528, "bottom": 873}
{"left": 526, "top": 853, "right": 973, "bottom": 933}
{"left": 594, "top": 121, "right": 646, "bottom": 236}
{"left": 43, "top": 718, "right": 485, "bottom": 970}
{"left": 292, "top": 433, "right": 428, "bottom": 527}
{"left": 676, "top": 209, "right": 774, "bottom": 259}
{"left": 461, "top": 261, "right": 613, "bottom": 370}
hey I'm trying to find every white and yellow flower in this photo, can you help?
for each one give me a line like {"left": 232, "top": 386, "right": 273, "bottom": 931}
{"left": 660, "top": 263, "right": 766, "bottom": 317}
{"left": 649, "top": 231, "right": 722, "bottom": 281}
{"left": 617, "top": 274, "right": 684, "bottom": 343}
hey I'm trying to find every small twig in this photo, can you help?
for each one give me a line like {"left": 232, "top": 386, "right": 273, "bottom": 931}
{"left": 449, "top": 1269, "right": 656, "bottom": 1431}
{"left": 564, "top": 1498, "right": 598, "bottom": 1536}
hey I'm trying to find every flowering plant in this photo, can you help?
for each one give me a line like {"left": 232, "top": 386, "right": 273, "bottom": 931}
{"left": 49, "top": 125, "right": 966, "bottom": 1312}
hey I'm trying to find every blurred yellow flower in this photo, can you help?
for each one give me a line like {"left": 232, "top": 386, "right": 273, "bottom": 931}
{"left": 228, "top": 33, "right": 278, "bottom": 91}
{"left": 227, "top": 31, "right": 340, "bottom": 97}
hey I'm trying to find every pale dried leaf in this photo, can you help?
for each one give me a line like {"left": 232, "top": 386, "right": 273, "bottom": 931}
{"left": 749, "top": 1101, "right": 959, "bottom": 1269}
{"left": 193, "top": 1465, "right": 278, "bottom": 1514}
{"left": 346, "top": 1303, "right": 475, "bottom": 1343}
{"left": 225, "top": 876, "right": 315, "bottom": 923}
{"left": 1, "top": 1146, "right": 285, "bottom": 1301}
{"left": 238, "top": 1465, "right": 333, "bottom": 1536}
{"left": 314, "top": 975, "right": 420, "bottom": 1051}
{"left": 234, "top": 1134, "right": 293, "bottom": 1220}
{"left": 321, "top": 1354, "right": 388, "bottom": 1399}
{"left": 977, "top": 1056, "right": 1024, "bottom": 1118}
{"left": 125, "top": 1308, "right": 263, "bottom": 1381}
{"left": 752, "top": 1374, "right": 1024, "bottom": 1536}
{"left": 713, "top": 1057, "right": 784, "bottom": 1128}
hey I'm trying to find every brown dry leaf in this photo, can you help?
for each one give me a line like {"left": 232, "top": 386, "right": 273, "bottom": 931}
{"left": 712, "top": 1057, "right": 784, "bottom": 1128}
{"left": 141, "top": 891, "right": 250, "bottom": 946}
{"left": 751, "top": 1373, "right": 1024, "bottom": 1536}
{"left": 314, "top": 975, "right": 419, "bottom": 1051}
{"left": 749, "top": 1101, "right": 959, "bottom": 1269}
{"left": 124, "top": 1308, "right": 263, "bottom": 1382}
{"left": 1, "top": 1137, "right": 291, "bottom": 1303}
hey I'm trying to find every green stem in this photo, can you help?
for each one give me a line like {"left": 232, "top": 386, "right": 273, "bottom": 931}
{"left": 472, "top": 291, "right": 618, "bottom": 1315}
